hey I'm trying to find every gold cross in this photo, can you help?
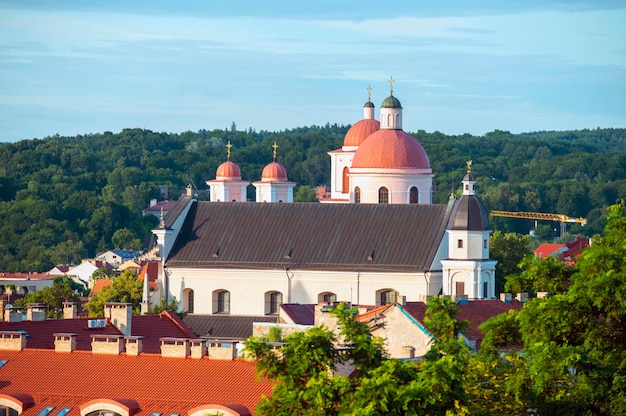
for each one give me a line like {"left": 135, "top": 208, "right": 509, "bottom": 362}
{"left": 272, "top": 141, "right": 278, "bottom": 161}
{"left": 226, "top": 140, "right": 232, "bottom": 160}
{"left": 367, "top": 84, "right": 372, "bottom": 102}
{"left": 389, "top": 76, "right": 395, "bottom": 95}
{"left": 466, "top": 160, "right": 472, "bottom": 173}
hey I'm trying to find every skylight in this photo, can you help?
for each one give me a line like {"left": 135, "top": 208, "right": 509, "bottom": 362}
{"left": 36, "top": 407, "right": 54, "bottom": 416}
{"left": 55, "top": 408, "right": 71, "bottom": 416}
{"left": 0, "top": 360, "right": 8, "bottom": 368}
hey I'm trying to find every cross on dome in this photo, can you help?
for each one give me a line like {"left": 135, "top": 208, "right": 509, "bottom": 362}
{"left": 272, "top": 141, "right": 278, "bottom": 161}
{"left": 226, "top": 140, "right": 232, "bottom": 161}
{"left": 367, "top": 84, "right": 372, "bottom": 101}
{"left": 389, "top": 76, "right": 395, "bottom": 95}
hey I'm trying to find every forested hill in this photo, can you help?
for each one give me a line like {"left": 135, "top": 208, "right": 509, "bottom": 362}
{"left": 1, "top": 126, "right": 624, "bottom": 272}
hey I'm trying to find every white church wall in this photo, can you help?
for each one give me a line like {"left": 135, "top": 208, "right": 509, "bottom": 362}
{"left": 349, "top": 169, "right": 433, "bottom": 204}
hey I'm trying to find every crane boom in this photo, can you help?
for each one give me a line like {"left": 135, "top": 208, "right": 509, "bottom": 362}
{"left": 490, "top": 210, "right": 587, "bottom": 226}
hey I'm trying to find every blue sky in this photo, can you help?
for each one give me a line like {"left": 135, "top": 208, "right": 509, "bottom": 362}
{"left": 0, "top": 0, "right": 625, "bottom": 142}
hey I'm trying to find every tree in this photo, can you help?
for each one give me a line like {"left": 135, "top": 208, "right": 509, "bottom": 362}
{"left": 111, "top": 227, "right": 142, "bottom": 251}
{"left": 245, "top": 302, "right": 471, "bottom": 415}
{"left": 481, "top": 202, "right": 626, "bottom": 415}
{"left": 489, "top": 231, "right": 532, "bottom": 294}
{"left": 14, "top": 276, "right": 81, "bottom": 318}
{"left": 84, "top": 269, "right": 143, "bottom": 316}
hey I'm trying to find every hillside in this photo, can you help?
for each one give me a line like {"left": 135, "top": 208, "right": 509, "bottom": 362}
{"left": 0, "top": 126, "right": 624, "bottom": 272}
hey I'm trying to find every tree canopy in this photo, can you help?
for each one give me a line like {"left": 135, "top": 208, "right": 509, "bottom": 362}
{"left": 83, "top": 269, "right": 143, "bottom": 316}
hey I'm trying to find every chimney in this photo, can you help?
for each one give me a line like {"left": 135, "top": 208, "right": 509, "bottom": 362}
{"left": 91, "top": 334, "right": 125, "bottom": 355}
{"left": 160, "top": 337, "right": 190, "bottom": 358}
{"left": 104, "top": 302, "right": 132, "bottom": 336}
{"left": 207, "top": 339, "right": 238, "bottom": 360}
{"left": 500, "top": 293, "right": 512, "bottom": 304}
{"left": 125, "top": 336, "right": 144, "bottom": 356}
{"left": 0, "top": 331, "right": 27, "bottom": 351}
{"left": 516, "top": 292, "right": 529, "bottom": 303}
{"left": 4, "top": 306, "right": 22, "bottom": 323}
{"left": 190, "top": 339, "right": 207, "bottom": 359}
{"left": 63, "top": 301, "right": 78, "bottom": 319}
{"left": 26, "top": 303, "right": 46, "bottom": 321}
{"left": 0, "top": 300, "right": 6, "bottom": 322}
{"left": 150, "top": 199, "right": 157, "bottom": 207}
{"left": 54, "top": 333, "right": 77, "bottom": 352}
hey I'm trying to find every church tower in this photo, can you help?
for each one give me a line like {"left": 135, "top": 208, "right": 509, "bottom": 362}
{"left": 441, "top": 161, "right": 497, "bottom": 299}
{"left": 206, "top": 141, "right": 249, "bottom": 202}
{"left": 325, "top": 85, "right": 380, "bottom": 202}
{"left": 349, "top": 77, "right": 434, "bottom": 204}
{"left": 253, "top": 142, "right": 295, "bottom": 202}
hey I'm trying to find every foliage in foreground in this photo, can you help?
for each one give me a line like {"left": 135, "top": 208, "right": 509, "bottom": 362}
{"left": 246, "top": 203, "right": 626, "bottom": 415}
{"left": 83, "top": 269, "right": 143, "bottom": 316}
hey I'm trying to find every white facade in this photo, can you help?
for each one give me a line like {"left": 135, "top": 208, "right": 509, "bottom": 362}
{"left": 348, "top": 168, "right": 434, "bottom": 204}
{"left": 206, "top": 180, "right": 248, "bottom": 202}
{"left": 253, "top": 181, "right": 295, "bottom": 203}
{"left": 169, "top": 268, "right": 444, "bottom": 316}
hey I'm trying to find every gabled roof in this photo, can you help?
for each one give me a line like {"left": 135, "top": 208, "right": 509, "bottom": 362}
{"left": 89, "top": 279, "right": 112, "bottom": 297}
{"left": 0, "top": 349, "right": 272, "bottom": 416}
{"left": 0, "top": 310, "right": 196, "bottom": 354}
{"left": 183, "top": 314, "right": 279, "bottom": 339}
{"left": 402, "top": 300, "right": 523, "bottom": 349}
{"left": 167, "top": 202, "right": 452, "bottom": 272}
{"left": 534, "top": 243, "right": 566, "bottom": 259}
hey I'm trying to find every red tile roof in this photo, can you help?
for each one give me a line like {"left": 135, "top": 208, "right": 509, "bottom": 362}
{"left": 0, "top": 349, "right": 272, "bottom": 416}
{"left": 402, "top": 300, "right": 523, "bottom": 349}
{"left": 89, "top": 279, "right": 112, "bottom": 297}
{"left": 534, "top": 243, "right": 566, "bottom": 259}
{"left": 0, "top": 311, "right": 197, "bottom": 354}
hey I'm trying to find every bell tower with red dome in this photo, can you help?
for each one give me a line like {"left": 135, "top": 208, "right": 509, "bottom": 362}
{"left": 343, "top": 77, "right": 434, "bottom": 204}
{"left": 253, "top": 142, "right": 296, "bottom": 203}
{"left": 325, "top": 85, "right": 380, "bottom": 202}
{"left": 206, "top": 140, "right": 250, "bottom": 202}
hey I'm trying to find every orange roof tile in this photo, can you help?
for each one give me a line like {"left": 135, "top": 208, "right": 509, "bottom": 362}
{"left": 0, "top": 349, "right": 273, "bottom": 416}
{"left": 89, "top": 279, "right": 112, "bottom": 297}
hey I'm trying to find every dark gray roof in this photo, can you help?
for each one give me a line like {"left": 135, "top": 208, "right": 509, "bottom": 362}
{"left": 162, "top": 195, "right": 193, "bottom": 229}
{"left": 449, "top": 195, "right": 491, "bottom": 231}
{"left": 166, "top": 202, "right": 452, "bottom": 272}
{"left": 183, "top": 314, "right": 279, "bottom": 339}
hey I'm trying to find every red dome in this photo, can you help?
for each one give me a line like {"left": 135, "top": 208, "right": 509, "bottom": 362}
{"left": 343, "top": 119, "right": 380, "bottom": 147}
{"left": 216, "top": 160, "right": 241, "bottom": 179}
{"left": 351, "top": 129, "right": 430, "bottom": 169}
{"left": 262, "top": 161, "right": 288, "bottom": 181}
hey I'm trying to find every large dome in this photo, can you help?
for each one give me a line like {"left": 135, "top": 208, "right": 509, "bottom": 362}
{"left": 351, "top": 129, "right": 430, "bottom": 169}
{"left": 261, "top": 161, "right": 288, "bottom": 181}
{"left": 343, "top": 119, "right": 380, "bottom": 147}
{"left": 216, "top": 160, "right": 241, "bottom": 179}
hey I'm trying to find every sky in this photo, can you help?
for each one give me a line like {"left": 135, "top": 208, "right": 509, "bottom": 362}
{"left": 0, "top": 0, "right": 625, "bottom": 142}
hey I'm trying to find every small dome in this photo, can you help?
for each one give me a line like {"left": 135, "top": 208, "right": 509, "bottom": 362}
{"left": 463, "top": 173, "right": 475, "bottom": 182}
{"left": 262, "top": 161, "right": 288, "bottom": 181}
{"left": 381, "top": 95, "right": 402, "bottom": 109}
{"left": 351, "top": 129, "right": 430, "bottom": 169}
{"left": 364, "top": 100, "right": 375, "bottom": 108}
{"left": 449, "top": 195, "right": 491, "bottom": 231}
{"left": 216, "top": 160, "right": 241, "bottom": 179}
{"left": 343, "top": 119, "right": 380, "bottom": 147}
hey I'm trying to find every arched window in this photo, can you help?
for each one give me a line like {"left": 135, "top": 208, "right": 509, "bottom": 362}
{"left": 342, "top": 167, "right": 349, "bottom": 193}
{"left": 395, "top": 113, "right": 401, "bottom": 126}
{"left": 378, "top": 187, "right": 389, "bottom": 204}
{"left": 184, "top": 288, "right": 194, "bottom": 313}
{"left": 409, "top": 187, "right": 419, "bottom": 204}
{"left": 378, "top": 289, "right": 398, "bottom": 305}
{"left": 265, "top": 291, "right": 283, "bottom": 315}
{"left": 318, "top": 292, "right": 337, "bottom": 304}
{"left": 387, "top": 113, "right": 392, "bottom": 127}
{"left": 212, "top": 290, "right": 230, "bottom": 314}
{"left": 354, "top": 187, "right": 361, "bottom": 203}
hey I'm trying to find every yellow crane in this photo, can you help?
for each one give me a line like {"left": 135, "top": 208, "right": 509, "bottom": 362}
{"left": 489, "top": 210, "right": 587, "bottom": 237}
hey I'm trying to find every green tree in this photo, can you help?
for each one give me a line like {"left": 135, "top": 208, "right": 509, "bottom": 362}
{"left": 14, "top": 276, "right": 81, "bottom": 318}
{"left": 84, "top": 269, "right": 143, "bottom": 316}
{"left": 484, "top": 203, "right": 626, "bottom": 415}
{"left": 246, "top": 303, "right": 470, "bottom": 415}
{"left": 489, "top": 231, "right": 532, "bottom": 294}
{"left": 111, "top": 227, "right": 142, "bottom": 251}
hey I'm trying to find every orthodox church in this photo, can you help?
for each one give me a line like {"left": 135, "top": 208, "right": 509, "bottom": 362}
{"left": 149, "top": 78, "right": 497, "bottom": 316}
